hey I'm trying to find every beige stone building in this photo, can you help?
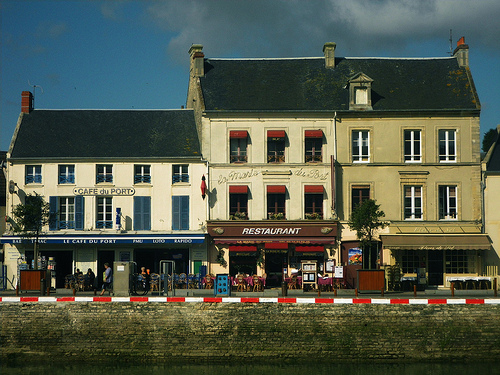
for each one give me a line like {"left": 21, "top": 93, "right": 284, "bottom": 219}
{"left": 187, "top": 39, "right": 491, "bottom": 288}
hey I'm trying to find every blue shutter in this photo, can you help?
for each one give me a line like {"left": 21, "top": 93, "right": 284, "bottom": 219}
{"left": 172, "top": 196, "right": 180, "bottom": 230}
{"left": 181, "top": 196, "right": 189, "bottom": 230}
{"left": 49, "top": 196, "right": 58, "bottom": 231}
{"left": 75, "top": 195, "right": 84, "bottom": 230}
{"left": 143, "top": 197, "right": 151, "bottom": 230}
{"left": 134, "top": 196, "right": 143, "bottom": 230}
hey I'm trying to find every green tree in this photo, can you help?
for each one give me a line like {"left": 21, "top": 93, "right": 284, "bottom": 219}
{"left": 12, "top": 192, "right": 50, "bottom": 270}
{"left": 482, "top": 128, "right": 498, "bottom": 154}
{"left": 348, "top": 199, "right": 387, "bottom": 269}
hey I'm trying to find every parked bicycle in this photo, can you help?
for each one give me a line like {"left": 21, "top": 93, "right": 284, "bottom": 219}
{"left": 130, "top": 273, "right": 149, "bottom": 296}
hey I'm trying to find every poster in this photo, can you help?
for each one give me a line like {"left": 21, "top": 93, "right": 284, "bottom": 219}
{"left": 348, "top": 248, "right": 362, "bottom": 265}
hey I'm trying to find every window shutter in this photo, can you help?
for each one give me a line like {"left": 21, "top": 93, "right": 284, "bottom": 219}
{"left": 181, "top": 196, "right": 189, "bottom": 230}
{"left": 172, "top": 196, "right": 180, "bottom": 230}
{"left": 143, "top": 197, "right": 151, "bottom": 230}
{"left": 49, "top": 196, "right": 58, "bottom": 231}
{"left": 134, "top": 196, "right": 143, "bottom": 231}
{"left": 75, "top": 195, "right": 84, "bottom": 230}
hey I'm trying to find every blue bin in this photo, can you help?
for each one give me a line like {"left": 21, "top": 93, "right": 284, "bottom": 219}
{"left": 214, "top": 274, "right": 230, "bottom": 297}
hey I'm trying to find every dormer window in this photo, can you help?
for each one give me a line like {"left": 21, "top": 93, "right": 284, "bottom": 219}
{"left": 349, "top": 72, "right": 373, "bottom": 110}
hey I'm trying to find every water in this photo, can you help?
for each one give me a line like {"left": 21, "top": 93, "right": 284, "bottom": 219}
{"left": 3, "top": 362, "right": 500, "bottom": 375}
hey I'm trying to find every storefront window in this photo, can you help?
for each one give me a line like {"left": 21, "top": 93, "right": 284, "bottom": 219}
{"left": 445, "top": 250, "right": 474, "bottom": 274}
{"left": 401, "top": 250, "right": 420, "bottom": 273}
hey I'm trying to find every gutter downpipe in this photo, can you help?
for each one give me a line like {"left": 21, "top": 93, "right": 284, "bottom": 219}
{"left": 331, "top": 112, "right": 337, "bottom": 217}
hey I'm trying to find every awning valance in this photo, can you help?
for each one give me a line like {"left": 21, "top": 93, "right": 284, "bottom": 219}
{"left": 229, "top": 185, "right": 249, "bottom": 194}
{"left": 267, "top": 130, "right": 286, "bottom": 138}
{"left": 230, "top": 130, "right": 248, "bottom": 139}
{"left": 295, "top": 245, "right": 324, "bottom": 252}
{"left": 380, "top": 234, "right": 491, "bottom": 251}
{"left": 265, "top": 242, "right": 289, "bottom": 249}
{"left": 305, "top": 130, "right": 323, "bottom": 138}
{"left": 304, "top": 185, "right": 324, "bottom": 193}
{"left": 229, "top": 245, "right": 257, "bottom": 252}
{"left": 267, "top": 185, "right": 286, "bottom": 194}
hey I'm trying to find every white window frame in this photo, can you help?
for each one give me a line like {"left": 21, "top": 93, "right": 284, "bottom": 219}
{"left": 439, "top": 185, "right": 458, "bottom": 220}
{"left": 172, "top": 164, "right": 189, "bottom": 183}
{"left": 134, "top": 165, "right": 151, "bottom": 184}
{"left": 404, "top": 186, "right": 423, "bottom": 220}
{"left": 439, "top": 130, "right": 457, "bottom": 163}
{"left": 96, "top": 196, "right": 113, "bottom": 229}
{"left": 352, "top": 130, "right": 370, "bottom": 163}
{"left": 404, "top": 130, "right": 422, "bottom": 163}
{"left": 59, "top": 197, "right": 75, "bottom": 228}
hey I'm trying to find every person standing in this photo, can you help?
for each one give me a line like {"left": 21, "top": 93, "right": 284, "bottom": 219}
{"left": 99, "top": 263, "right": 113, "bottom": 296}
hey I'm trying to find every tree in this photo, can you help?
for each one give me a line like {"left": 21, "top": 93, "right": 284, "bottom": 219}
{"left": 12, "top": 192, "right": 50, "bottom": 270}
{"left": 348, "top": 199, "right": 387, "bottom": 269}
{"left": 482, "top": 128, "right": 498, "bottom": 154}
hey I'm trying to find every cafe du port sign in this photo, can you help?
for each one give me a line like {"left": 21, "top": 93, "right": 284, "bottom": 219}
{"left": 73, "top": 187, "right": 135, "bottom": 196}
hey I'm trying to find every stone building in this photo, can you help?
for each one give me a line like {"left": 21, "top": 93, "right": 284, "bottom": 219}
{"left": 187, "top": 38, "right": 491, "bottom": 288}
{"left": 1, "top": 93, "right": 208, "bottom": 288}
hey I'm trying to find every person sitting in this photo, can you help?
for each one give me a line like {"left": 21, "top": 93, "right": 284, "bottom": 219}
{"left": 84, "top": 268, "right": 95, "bottom": 291}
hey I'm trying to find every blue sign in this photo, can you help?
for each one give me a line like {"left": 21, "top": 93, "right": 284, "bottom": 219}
{"left": 0, "top": 235, "right": 205, "bottom": 245}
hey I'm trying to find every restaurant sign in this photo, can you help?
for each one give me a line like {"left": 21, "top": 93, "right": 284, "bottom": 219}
{"left": 73, "top": 187, "right": 135, "bottom": 196}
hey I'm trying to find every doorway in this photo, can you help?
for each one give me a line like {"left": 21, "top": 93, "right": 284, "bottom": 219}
{"left": 264, "top": 252, "right": 286, "bottom": 287}
{"left": 427, "top": 250, "right": 444, "bottom": 286}
{"left": 39, "top": 250, "right": 73, "bottom": 288}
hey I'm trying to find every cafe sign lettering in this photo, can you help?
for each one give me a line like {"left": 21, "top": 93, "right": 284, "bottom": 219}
{"left": 73, "top": 187, "right": 135, "bottom": 196}
{"left": 242, "top": 227, "right": 302, "bottom": 235}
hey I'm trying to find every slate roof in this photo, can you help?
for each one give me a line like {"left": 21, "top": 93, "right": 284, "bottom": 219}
{"left": 199, "top": 57, "right": 479, "bottom": 112}
{"left": 486, "top": 130, "right": 500, "bottom": 172}
{"left": 10, "top": 110, "right": 201, "bottom": 159}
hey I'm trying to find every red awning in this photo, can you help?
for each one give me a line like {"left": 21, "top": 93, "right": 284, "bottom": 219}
{"left": 229, "top": 185, "right": 248, "bottom": 194}
{"left": 304, "top": 185, "right": 324, "bottom": 193}
{"left": 267, "top": 185, "right": 286, "bottom": 194}
{"left": 230, "top": 130, "right": 248, "bottom": 139}
{"left": 265, "top": 242, "right": 289, "bottom": 249}
{"left": 305, "top": 130, "right": 323, "bottom": 138}
{"left": 229, "top": 245, "right": 257, "bottom": 252}
{"left": 267, "top": 130, "right": 286, "bottom": 138}
{"left": 295, "top": 245, "right": 325, "bottom": 252}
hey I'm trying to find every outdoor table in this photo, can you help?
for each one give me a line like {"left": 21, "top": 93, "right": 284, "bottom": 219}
{"left": 447, "top": 276, "right": 491, "bottom": 290}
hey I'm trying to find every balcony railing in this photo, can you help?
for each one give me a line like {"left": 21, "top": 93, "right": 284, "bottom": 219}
{"left": 172, "top": 174, "right": 189, "bottom": 183}
{"left": 230, "top": 155, "right": 248, "bottom": 163}
{"left": 134, "top": 175, "right": 151, "bottom": 184}
{"left": 268, "top": 212, "right": 286, "bottom": 220}
{"left": 96, "top": 220, "right": 113, "bottom": 229}
{"left": 267, "top": 153, "right": 285, "bottom": 163}
{"left": 59, "top": 175, "right": 75, "bottom": 184}
{"left": 59, "top": 221, "right": 75, "bottom": 229}
{"left": 96, "top": 174, "right": 113, "bottom": 184}
{"left": 25, "top": 175, "right": 42, "bottom": 184}
{"left": 305, "top": 154, "right": 322, "bottom": 163}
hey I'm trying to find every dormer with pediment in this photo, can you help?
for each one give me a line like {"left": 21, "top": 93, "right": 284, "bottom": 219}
{"left": 348, "top": 72, "right": 373, "bottom": 111}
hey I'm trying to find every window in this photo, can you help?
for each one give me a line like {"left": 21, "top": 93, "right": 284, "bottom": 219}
{"left": 305, "top": 130, "right": 323, "bottom": 162}
{"left": 58, "top": 165, "right": 75, "bottom": 184}
{"left": 305, "top": 186, "right": 323, "bottom": 219}
{"left": 401, "top": 250, "right": 421, "bottom": 273}
{"left": 267, "top": 131, "right": 286, "bottom": 163}
{"left": 352, "top": 130, "right": 370, "bottom": 162}
{"left": 25, "top": 165, "right": 42, "bottom": 184}
{"left": 439, "top": 185, "right": 457, "bottom": 220}
{"left": 439, "top": 130, "right": 456, "bottom": 162}
{"left": 134, "top": 165, "right": 151, "bottom": 184}
{"left": 230, "top": 131, "right": 248, "bottom": 163}
{"left": 267, "top": 186, "right": 286, "bottom": 219}
{"left": 445, "top": 250, "right": 474, "bottom": 274}
{"left": 172, "top": 196, "right": 189, "bottom": 230}
{"left": 96, "top": 165, "right": 113, "bottom": 184}
{"left": 351, "top": 186, "right": 370, "bottom": 213}
{"left": 96, "top": 197, "right": 113, "bottom": 229}
{"left": 134, "top": 196, "right": 151, "bottom": 230}
{"left": 404, "top": 130, "right": 421, "bottom": 162}
{"left": 49, "top": 196, "right": 84, "bottom": 230}
{"left": 355, "top": 87, "right": 368, "bottom": 105}
{"left": 404, "top": 186, "right": 423, "bottom": 220}
{"left": 229, "top": 186, "right": 249, "bottom": 220}
{"left": 173, "top": 165, "right": 189, "bottom": 183}
{"left": 348, "top": 72, "right": 373, "bottom": 110}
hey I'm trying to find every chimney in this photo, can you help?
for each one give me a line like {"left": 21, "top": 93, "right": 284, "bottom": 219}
{"left": 323, "top": 42, "right": 336, "bottom": 69}
{"left": 21, "top": 91, "right": 33, "bottom": 114}
{"left": 189, "top": 44, "right": 204, "bottom": 77}
{"left": 453, "top": 36, "right": 469, "bottom": 68}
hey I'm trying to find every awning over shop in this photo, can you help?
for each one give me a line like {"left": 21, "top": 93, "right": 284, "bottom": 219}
{"left": 265, "top": 242, "right": 289, "bottom": 249}
{"left": 295, "top": 245, "right": 325, "bottom": 252}
{"left": 214, "top": 238, "right": 335, "bottom": 245}
{"left": 380, "top": 234, "right": 492, "bottom": 251}
{"left": 0, "top": 234, "right": 205, "bottom": 245}
{"left": 229, "top": 245, "right": 257, "bottom": 252}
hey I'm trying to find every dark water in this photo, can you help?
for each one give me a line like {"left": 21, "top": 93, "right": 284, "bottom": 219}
{"left": 3, "top": 363, "right": 500, "bottom": 375}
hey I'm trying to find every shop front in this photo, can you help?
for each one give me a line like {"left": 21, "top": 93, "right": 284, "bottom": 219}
{"left": 208, "top": 221, "right": 337, "bottom": 288}
{"left": 381, "top": 234, "right": 492, "bottom": 287}
{"left": 0, "top": 233, "right": 206, "bottom": 289}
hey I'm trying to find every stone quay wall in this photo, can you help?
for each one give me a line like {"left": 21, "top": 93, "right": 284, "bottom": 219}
{"left": 2, "top": 301, "right": 500, "bottom": 364}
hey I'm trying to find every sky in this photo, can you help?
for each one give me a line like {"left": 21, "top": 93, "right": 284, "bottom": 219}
{"left": 1, "top": 0, "right": 500, "bottom": 151}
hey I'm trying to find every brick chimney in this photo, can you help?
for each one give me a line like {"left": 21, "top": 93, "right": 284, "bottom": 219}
{"left": 453, "top": 36, "right": 469, "bottom": 68}
{"left": 323, "top": 42, "right": 336, "bottom": 69}
{"left": 189, "top": 44, "right": 204, "bottom": 77}
{"left": 21, "top": 91, "right": 33, "bottom": 113}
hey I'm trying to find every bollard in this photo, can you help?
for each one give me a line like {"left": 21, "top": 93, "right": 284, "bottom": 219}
{"left": 413, "top": 284, "right": 417, "bottom": 297}
{"left": 451, "top": 282, "right": 455, "bottom": 297}
{"left": 46, "top": 286, "right": 50, "bottom": 296}
{"left": 281, "top": 281, "right": 287, "bottom": 297}
{"left": 318, "top": 287, "right": 321, "bottom": 297}
{"left": 16, "top": 284, "right": 19, "bottom": 296}
{"left": 494, "top": 278, "right": 498, "bottom": 298}
{"left": 381, "top": 287, "right": 384, "bottom": 297}
{"left": 355, "top": 288, "right": 358, "bottom": 298}
{"left": 72, "top": 288, "right": 76, "bottom": 296}
{"left": 334, "top": 289, "right": 337, "bottom": 297}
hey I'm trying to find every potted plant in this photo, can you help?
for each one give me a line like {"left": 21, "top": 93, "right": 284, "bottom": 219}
{"left": 305, "top": 212, "right": 323, "bottom": 220}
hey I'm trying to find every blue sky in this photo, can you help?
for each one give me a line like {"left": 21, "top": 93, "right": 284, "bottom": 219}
{"left": 1, "top": 0, "right": 500, "bottom": 151}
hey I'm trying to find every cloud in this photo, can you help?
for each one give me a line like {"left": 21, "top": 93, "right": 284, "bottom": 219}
{"left": 144, "top": 0, "right": 500, "bottom": 64}
{"left": 36, "top": 21, "right": 68, "bottom": 39}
